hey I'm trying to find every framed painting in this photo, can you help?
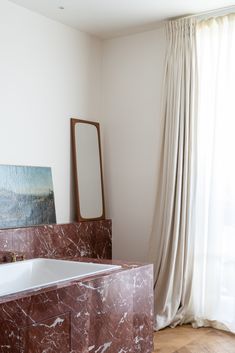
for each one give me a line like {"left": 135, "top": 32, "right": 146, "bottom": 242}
{"left": 0, "top": 165, "right": 56, "bottom": 229}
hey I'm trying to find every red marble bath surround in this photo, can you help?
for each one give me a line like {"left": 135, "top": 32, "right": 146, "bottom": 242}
{"left": 0, "top": 221, "right": 153, "bottom": 353}
{"left": 0, "top": 220, "right": 112, "bottom": 260}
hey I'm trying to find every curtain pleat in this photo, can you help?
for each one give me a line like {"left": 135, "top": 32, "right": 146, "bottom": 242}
{"left": 148, "top": 18, "right": 198, "bottom": 330}
{"left": 187, "top": 13, "right": 235, "bottom": 334}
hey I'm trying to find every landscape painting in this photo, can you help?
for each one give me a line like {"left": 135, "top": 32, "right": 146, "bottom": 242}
{"left": 0, "top": 165, "right": 56, "bottom": 229}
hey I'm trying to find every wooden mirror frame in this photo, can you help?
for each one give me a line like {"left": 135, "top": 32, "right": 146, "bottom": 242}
{"left": 71, "top": 118, "right": 105, "bottom": 222}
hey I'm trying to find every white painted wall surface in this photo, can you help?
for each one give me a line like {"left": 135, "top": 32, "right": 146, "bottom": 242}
{"left": 102, "top": 29, "right": 166, "bottom": 261}
{"left": 0, "top": 0, "right": 102, "bottom": 223}
{"left": 0, "top": 0, "right": 166, "bottom": 262}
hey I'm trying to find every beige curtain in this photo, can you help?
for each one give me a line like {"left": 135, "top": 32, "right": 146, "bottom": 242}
{"left": 149, "top": 18, "right": 198, "bottom": 330}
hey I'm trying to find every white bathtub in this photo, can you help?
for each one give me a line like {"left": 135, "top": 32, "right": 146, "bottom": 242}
{"left": 0, "top": 258, "right": 121, "bottom": 297}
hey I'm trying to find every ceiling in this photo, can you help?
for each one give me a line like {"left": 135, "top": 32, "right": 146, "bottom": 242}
{"left": 9, "top": 0, "right": 235, "bottom": 38}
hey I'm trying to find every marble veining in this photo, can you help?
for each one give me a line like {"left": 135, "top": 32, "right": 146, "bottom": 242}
{"left": 0, "top": 260, "right": 153, "bottom": 352}
{"left": 0, "top": 221, "right": 112, "bottom": 261}
{"left": 0, "top": 222, "right": 153, "bottom": 352}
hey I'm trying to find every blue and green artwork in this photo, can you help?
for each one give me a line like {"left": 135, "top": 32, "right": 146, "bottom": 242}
{"left": 0, "top": 165, "right": 56, "bottom": 229}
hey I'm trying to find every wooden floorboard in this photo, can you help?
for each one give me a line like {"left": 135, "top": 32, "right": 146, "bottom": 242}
{"left": 153, "top": 325, "right": 235, "bottom": 353}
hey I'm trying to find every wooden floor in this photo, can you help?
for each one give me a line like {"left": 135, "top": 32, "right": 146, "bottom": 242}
{"left": 154, "top": 325, "right": 235, "bottom": 353}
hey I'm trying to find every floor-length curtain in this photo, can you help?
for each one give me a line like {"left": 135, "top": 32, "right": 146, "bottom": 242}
{"left": 186, "top": 14, "right": 235, "bottom": 333}
{"left": 149, "top": 18, "right": 198, "bottom": 330}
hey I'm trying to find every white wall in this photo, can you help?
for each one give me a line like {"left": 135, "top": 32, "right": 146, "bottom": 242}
{"left": 102, "top": 28, "right": 166, "bottom": 261}
{"left": 0, "top": 0, "right": 102, "bottom": 222}
{"left": 0, "top": 0, "right": 166, "bottom": 262}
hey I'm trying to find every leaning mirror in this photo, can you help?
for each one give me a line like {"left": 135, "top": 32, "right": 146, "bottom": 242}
{"left": 71, "top": 118, "right": 105, "bottom": 221}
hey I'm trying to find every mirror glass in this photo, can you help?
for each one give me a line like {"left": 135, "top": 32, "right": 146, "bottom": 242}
{"left": 71, "top": 119, "right": 105, "bottom": 221}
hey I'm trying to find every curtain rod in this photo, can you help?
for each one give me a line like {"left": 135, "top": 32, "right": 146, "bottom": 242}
{"left": 168, "top": 5, "right": 235, "bottom": 22}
